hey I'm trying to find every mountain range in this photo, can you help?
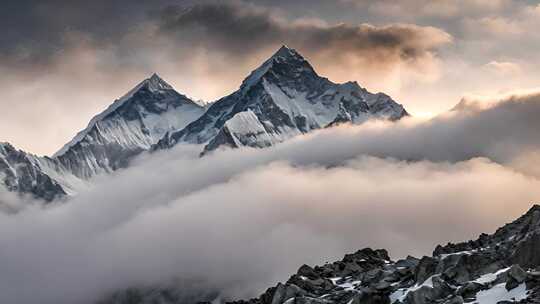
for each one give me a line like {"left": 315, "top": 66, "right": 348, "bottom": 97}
{"left": 0, "top": 46, "right": 408, "bottom": 202}
{"left": 3, "top": 45, "right": 539, "bottom": 304}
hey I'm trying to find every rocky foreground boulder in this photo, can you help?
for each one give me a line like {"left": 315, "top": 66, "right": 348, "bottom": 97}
{"left": 226, "top": 205, "right": 540, "bottom": 304}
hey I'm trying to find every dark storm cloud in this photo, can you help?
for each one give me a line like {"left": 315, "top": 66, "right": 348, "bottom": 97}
{"left": 156, "top": 1, "right": 451, "bottom": 66}
{"left": 0, "top": 0, "right": 187, "bottom": 66}
{"left": 157, "top": 2, "right": 282, "bottom": 54}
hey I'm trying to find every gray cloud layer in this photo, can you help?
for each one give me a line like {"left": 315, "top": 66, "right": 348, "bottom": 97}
{"left": 283, "top": 92, "right": 540, "bottom": 170}
{"left": 0, "top": 0, "right": 450, "bottom": 67}
{"left": 157, "top": 2, "right": 451, "bottom": 68}
{"left": 0, "top": 91, "right": 539, "bottom": 304}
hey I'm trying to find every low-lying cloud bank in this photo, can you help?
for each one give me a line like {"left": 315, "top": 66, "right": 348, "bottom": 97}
{"left": 267, "top": 89, "right": 540, "bottom": 176}
{"left": 1, "top": 92, "right": 540, "bottom": 304}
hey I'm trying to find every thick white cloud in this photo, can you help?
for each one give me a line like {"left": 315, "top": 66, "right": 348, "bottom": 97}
{"left": 1, "top": 92, "right": 540, "bottom": 303}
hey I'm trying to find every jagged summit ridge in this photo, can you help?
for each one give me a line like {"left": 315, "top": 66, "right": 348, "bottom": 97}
{"left": 51, "top": 72, "right": 205, "bottom": 180}
{"left": 2, "top": 47, "right": 409, "bottom": 200}
{"left": 156, "top": 45, "right": 409, "bottom": 153}
{"left": 240, "top": 45, "right": 314, "bottom": 91}
{"left": 54, "top": 73, "right": 179, "bottom": 157}
{"left": 273, "top": 44, "right": 296, "bottom": 58}
{"left": 433, "top": 203, "right": 540, "bottom": 265}
{"left": 145, "top": 73, "right": 175, "bottom": 91}
{"left": 1, "top": 74, "right": 206, "bottom": 200}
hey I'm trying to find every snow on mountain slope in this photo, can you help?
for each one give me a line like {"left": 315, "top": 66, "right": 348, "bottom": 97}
{"left": 54, "top": 74, "right": 170, "bottom": 157}
{"left": 0, "top": 142, "right": 67, "bottom": 201}
{"left": 202, "top": 110, "right": 286, "bottom": 154}
{"left": 54, "top": 74, "right": 205, "bottom": 179}
{"left": 155, "top": 45, "right": 408, "bottom": 153}
{"left": 1, "top": 74, "right": 205, "bottom": 201}
{"left": 1, "top": 48, "right": 407, "bottom": 201}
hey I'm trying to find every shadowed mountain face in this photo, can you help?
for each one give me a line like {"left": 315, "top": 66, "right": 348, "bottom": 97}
{"left": 154, "top": 45, "right": 408, "bottom": 154}
{"left": 0, "top": 46, "right": 408, "bottom": 201}
{"left": 100, "top": 204, "right": 540, "bottom": 304}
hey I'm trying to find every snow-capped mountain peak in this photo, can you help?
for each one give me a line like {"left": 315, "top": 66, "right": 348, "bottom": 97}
{"left": 273, "top": 44, "right": 293, "bottom": 56}
{"left": 143, "top": 73, "right": 174, "bottom": 92}
{"left": 156, "top": 45, "right": 409, "bottom": 153}
{"left": 270, "top": 44, "right": 305, "bottom": 62}
{"left": 2, "top": 73, "right": 207, "bottom": 200}
{"left": 2, "top": 47, "right": 408, "bottom": 201}
{"left": 240, "top": 45, "right": 316, "bottom": 92}
{"left": 50, "top": 73, "right": 205, "bottom": 180}
{"left": 54, "top": 73, "right": 177, "bottom": 158}
{"left": 118, "top": 73, "right": 174, "bottom": 103}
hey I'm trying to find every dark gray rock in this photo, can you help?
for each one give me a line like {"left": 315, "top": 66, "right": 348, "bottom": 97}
{"left": 442, "top": 295, "right": 464, "bottom": 304}
{"left": 506, "top": 265, "right": 528, "bottom": 290}
{"left": 512, "top": 233, "right": 540, "bottom": 268}
{"left": 225, "top": 205, "right": 540, "bottom": 304}
{"left": 404, "top": 286, "right": 438, "bottom": 304}
{"left": 415, "top": 257, "right": 438, "bottom": 284}
{"left": 509, "top": 265, "right": 528, "bottom": 284}
{"left": 456, "top": 282, "right": 484, "bottom": 298}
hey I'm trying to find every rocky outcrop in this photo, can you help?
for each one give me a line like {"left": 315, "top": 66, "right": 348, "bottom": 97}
{"left": 227, "top": 204, "right": 540, "bottom": 304}
{"left": 96, "top": 204, "right": 540, "bottom": 304}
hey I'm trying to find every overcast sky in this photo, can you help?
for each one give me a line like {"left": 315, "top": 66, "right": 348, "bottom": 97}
{"left": 2, "top": 0, "right": 540, "bottom": 155}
